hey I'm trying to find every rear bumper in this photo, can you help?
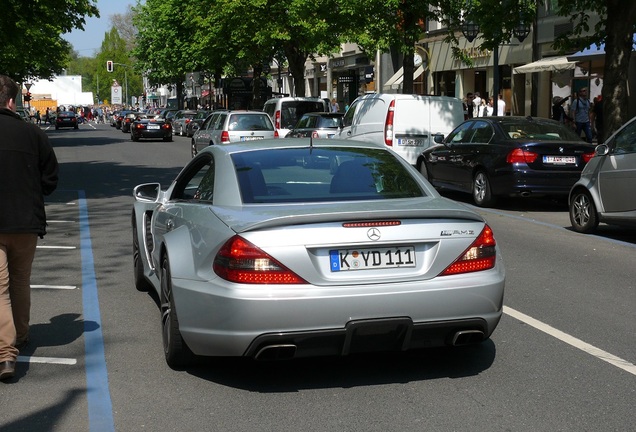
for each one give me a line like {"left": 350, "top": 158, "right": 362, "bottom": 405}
{"left": 492, "top": 169, "right": 582, "bottom": 197}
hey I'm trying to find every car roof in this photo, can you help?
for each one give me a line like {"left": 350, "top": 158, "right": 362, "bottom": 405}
{"left": 199, "top": 137, "right": 387, "bottom": 156}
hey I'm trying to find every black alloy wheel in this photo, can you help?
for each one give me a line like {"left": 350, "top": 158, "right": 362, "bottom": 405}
{"left": 160, "top": 254, "right": 194, "bottom": 368}
{"left": 569, "top": 189, "right": 599, "bottom": 233}
{"left": 132, "top": 214, "right": 151, "bottom": 292}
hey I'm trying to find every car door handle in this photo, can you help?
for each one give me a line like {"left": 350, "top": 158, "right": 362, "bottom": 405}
{"left": 166, "top": 219, "right": 174, "bottom": 232}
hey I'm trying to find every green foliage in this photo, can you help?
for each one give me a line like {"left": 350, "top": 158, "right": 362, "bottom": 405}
{"left": 0, "top": 0, "right": 99, "bottom": 82}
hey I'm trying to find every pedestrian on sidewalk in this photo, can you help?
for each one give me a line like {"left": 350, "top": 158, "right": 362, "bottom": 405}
{"left": 0, "top": 74, "right": 59, "bottom": 381}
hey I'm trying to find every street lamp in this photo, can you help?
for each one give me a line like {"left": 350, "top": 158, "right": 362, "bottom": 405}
{"left": 461, "top": 1, "right": 531, "bottom": 116}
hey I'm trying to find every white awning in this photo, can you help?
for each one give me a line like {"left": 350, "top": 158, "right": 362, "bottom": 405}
{"left": 383, "top": 65, "right": 425, "bottom": 87}
{"left": 512, "top": 56, "right": 576, "bottom": 74}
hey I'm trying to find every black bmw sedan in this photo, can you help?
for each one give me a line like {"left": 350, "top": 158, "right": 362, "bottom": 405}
{"left": 416, "top": 116, "right": 596, "bottom": 207}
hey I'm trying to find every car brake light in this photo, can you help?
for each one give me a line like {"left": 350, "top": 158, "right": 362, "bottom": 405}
{"left": 162, "top": 123, "right": 171, "bottom": 130}
{"left": 384, "top": 99, "right": 395, "bottom": 146}
{"left": 214, "top": 236, "right": 307, "bottom": 284}
{"left": 506, "top": 148, "right": 538, "bottom": 164}
{"left": 275, "top": 110, "right": 281, "bottom": 129}
{"left": 312, "top": 130, "right": 319, "bottom": 138}
{"left": 440, "top": 225, "right": 497, "bottom": 276}
{"left": 582, "top": 152, "right": 595, "bottom": 163}
{"left": 221, "top": 130, "right": 230, "bottom": 144}
{"left": 274, "top": 130, "right": 279, "bottom": 138}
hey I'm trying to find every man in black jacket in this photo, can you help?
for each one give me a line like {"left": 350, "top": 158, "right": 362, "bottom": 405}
{"left": 0, "top": 74, "right": 59, "bottom": 381}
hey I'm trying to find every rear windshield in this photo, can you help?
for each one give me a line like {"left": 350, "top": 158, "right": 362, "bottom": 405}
{"left": 280, "top": 102, "right": 326, "bottom": 129}
{"left": 317, "top": 116, "right": 342, "bottom": 128}
{"left": 499, "top": 120, "right": 582, "bottom": 141}
{"left": 228, "top": 114, "right": 273, "bottom": 131}
{"left": 232, "top": 147, "right": 424, "bottom": 204}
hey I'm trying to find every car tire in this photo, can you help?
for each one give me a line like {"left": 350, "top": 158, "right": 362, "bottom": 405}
{"left": 131, "top": 133, "right": 139, "bottom": 142}
{"left": 472, "top": 171, "right": 496, "bottom": 207}
{"left": 569, "top": 189, "right": 599, "bottom": 233}
{"left": 163, "top": 135, "right": 172, "bottom": 142}
{"left": 132, "top": 215, "right": 152, "bottom": 292}
{"left": 161, "top": 254, "right": 194, "bottom": 368}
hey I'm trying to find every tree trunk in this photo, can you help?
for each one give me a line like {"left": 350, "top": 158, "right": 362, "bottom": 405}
{"left": 284, "top": 42, "right": 307, "bottom": 97}
{"left": 602, "top": 1, "right": 636, "bottom": 138}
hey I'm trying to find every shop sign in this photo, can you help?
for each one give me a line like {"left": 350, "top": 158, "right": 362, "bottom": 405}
{"left": 331, "top": 58, "right": 345, "bottom": 68}
{"left": 338, "top": 75, "right": 354, "bottom": 83}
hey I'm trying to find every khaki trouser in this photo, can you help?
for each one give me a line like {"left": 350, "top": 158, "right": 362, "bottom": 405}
{"left": 0, "top": 233, "right": 38, "bottom": 362}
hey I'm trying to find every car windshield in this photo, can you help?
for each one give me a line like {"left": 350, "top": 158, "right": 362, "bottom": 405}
{"left": 498, "top": 119, "right": 582, "bottom": 141}
{"left": 232, "top": 147, "right": 425, "bottom": 204}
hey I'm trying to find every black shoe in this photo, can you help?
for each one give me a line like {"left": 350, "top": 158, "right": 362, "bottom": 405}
{"left": 0, "top": 361, "right": 16, "bottom": 381}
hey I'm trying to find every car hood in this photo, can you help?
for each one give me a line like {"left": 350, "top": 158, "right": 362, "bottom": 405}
{"left": 210, "top": 196, "right": 483, "bottom": 233}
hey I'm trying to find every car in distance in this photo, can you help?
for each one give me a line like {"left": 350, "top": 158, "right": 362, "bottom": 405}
{"left": 418, "top": 116, "right": 596, "bottom": 207}
{"left": 132, "top": 138, "right": 505, "bottom": 368}
{"left": 130, "top": 117, "right": 173, "bottom": 142}
{"left": 569, "top": 115, "right": 636, "bottom": 233}
{"left": 185, "top": 110, "right": 211, "bottom": 137}
{"left": 263, "top": 96, "right": 329, "bottom": 138}
{"left": 121, "top": 112, "right": 143, "bottom": 133}
{"left": 171, "top": 109, "right": 198, "bottom": 136}
{"left": 190, "top": 110, "right": 275, "bottom": 157}
{"left": 285, "top": 112, "right": 344, "bottom": 138}
{"left": 55, "top": 111, "right": 79, "bottom": 130}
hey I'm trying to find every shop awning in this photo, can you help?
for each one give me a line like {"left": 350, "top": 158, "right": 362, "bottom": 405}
{"left": 384, "top": 65, "right": 425, "bottom": 87}
{"left": 512, "top": 56, "right": 576, "bottom": 74}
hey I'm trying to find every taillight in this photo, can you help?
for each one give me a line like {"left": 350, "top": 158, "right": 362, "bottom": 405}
{"left": 582, "top": 152, "right": 595, "bottom": 163}
{"left": 221, "top": 130, "right": 230, "bottom": 144}
{"left": 440, "top": 225, "right": 497, "bottom": 276}
{"left": 135, "top": 123, "right": 143, "bottom": 129}
{"left": 312, "top": 130, "right": 319, "bottom": 138}
{"left": 213, "top": 236, "right": 307, "bottom": 284}
{"left": 384, "top": 99, "right": 395, "bottom": 146}
{"left": 162, "top": 123, "right": 170, "bottom": 130}
{"left": 506, "top": 148, "right": 538, "bottom": 164}
{"left": 275, "top": 110, "right": 281, "bottom": 129}
{"left": 274, "top": 130, "right": 279, "bottom": 138}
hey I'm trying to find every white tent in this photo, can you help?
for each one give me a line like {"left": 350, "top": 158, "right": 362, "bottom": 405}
{"left": 513, "top": 56, "right": 576, "bottom": 74}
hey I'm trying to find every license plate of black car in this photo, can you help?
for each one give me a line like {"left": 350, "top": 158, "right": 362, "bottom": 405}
{"left": 329, "top": 246, "right": 415, "bottom": 271}
{"left": 543, "top": 155, "right": 576, "bottom": 164}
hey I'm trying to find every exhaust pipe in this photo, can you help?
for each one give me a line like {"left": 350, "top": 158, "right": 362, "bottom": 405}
{"left": 520, "top": 191, "right": 532, "bottom": 197}
{"left": 254, "top": 344, "right": 297, "bottom": 360}
{"left": 451, "top": 330, "right": 485, "bottom": 346}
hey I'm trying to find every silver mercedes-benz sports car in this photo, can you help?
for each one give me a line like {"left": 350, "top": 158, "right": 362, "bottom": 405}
{"left": 132, "top": 138, "right": 505, "bottom": 368}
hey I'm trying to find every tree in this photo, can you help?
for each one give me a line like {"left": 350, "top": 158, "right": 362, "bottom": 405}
{"left": 132, "top": 0, "right": 202, "bottom": 109}
{"left": 551, "top": 0, "right": 636, "bottom": 138}
{"left": 1, "top": 0, "right": 99, "bottom": 82}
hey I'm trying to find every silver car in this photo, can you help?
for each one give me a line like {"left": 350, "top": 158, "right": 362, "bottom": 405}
{"left": 191, "top": 110, "right": 275, "bottom": 157}
{"left": 133, "top": 139, "right": 505, "bottom": 368}
{"left": 569, "top": 116, "right": 636, "bottom": 233}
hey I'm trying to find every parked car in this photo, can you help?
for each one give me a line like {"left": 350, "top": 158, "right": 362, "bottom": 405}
{"left": 130, "top": 117, "right": 173, "bottom": 142}
{"left": 191, "top": 110, "right": 275, "bottom": 157}
{"left": 55, "top": 111, "right": 78, "bottom": 130}
{"left": 569, "top": 115, "right": 636, "bottom": 233}
{"left": 418, "top": 116, "right": 596, "bottom": 207}
{"left": 121, "top": 112, "right": 144, "bottom": 133}
{"left": 132, "top": 138, "right": 505, "bottom": 367}
{"left": 263, "top": 97, "right": 329, "bottom": 138}
{"left": 285, "top": 112, "right": 344, "bottom": 138}
{"left": 335, "top": 93, "right": 465, "bottom": 166}
{"left": 185, "top": 110, "right": 211, "bottom": 137}
{"left": 171, "top": 110, "right": 198, "bottom": 136}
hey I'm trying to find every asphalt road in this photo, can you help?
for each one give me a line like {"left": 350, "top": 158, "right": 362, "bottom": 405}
{"left": 1, "top": 121, "right": 634, "bottom": 432}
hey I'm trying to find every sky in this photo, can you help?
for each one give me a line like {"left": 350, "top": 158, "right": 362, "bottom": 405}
{"left": 62, "top": 1, "right": 137, "bottom": 57}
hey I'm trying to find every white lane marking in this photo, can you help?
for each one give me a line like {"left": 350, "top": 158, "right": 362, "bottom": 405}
{"left": 31, "top": 285, "right": 77, "bottom": 290}
{"left": 17, "top": 355, "right": 77, "bottom": 365}
{"left": 504, "top": 306, "right": 636, "bottom": 376}
{"left": 37, "top": 245, "right": 76, "bottom": 249}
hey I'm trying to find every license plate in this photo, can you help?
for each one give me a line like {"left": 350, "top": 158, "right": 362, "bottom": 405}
{"left": 147, "top": 124, "right": 160, "bottom": 130}
{"left": 543, "top": 155, "right": 576, "bottom": 164}
{"left": 397, "top": 138, "right": 422, "bottom": 146}
{"left": 329, "top": 246, "right": 416, "bottom": 272}
{"left": 241, "top": 136, "right": 263, "bottom": 141}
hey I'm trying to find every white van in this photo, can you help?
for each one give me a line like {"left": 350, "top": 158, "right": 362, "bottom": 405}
{"left": 335, "top": 93, "right": 464, "bottom": 165}
{"left": 263, "top": 97, "right": 329, "bottom": 138}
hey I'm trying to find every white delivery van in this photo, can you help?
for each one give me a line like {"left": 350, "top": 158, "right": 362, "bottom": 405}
{"left": 336, "top": 93, "right": 464, "bottom": 165}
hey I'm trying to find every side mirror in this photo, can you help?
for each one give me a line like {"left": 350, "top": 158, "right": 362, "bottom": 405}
{"left": 133, "top": 183, "right": 161, "bottom": 202}
{"left": 595, "top": 144, "right": 609, "bottom": 156}
{"left": 433, "top": 133, "right": 445, "bottom": 144}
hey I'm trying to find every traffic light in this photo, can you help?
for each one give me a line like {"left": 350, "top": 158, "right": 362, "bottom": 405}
{"left": 106, "top": 60, "right": 113, "bottom": 73}
{"left": 24, "top": 92, "right": 31, "bottom": 102}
